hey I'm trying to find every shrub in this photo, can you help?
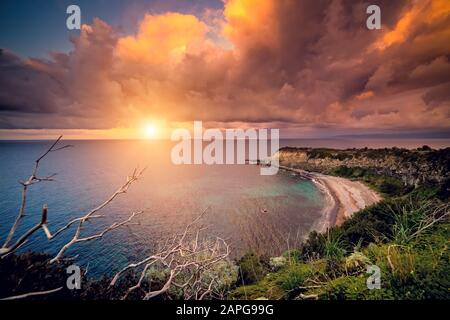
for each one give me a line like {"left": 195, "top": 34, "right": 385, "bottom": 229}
{"left": 386, "top": 198, "right": 449, "bottom": 245}
{"left": 317, "top": 275, "right": 395, "bottom": 300}
{"left": 277, "top": 264, "right": 311, "bottom": 291}
{"left": 345, "top": 251, "right": 371, "bottom": 274}
{"left": 0, "top": 252, "right": 142, "bottom": 300}
{"left": 322, "top": 232, "right": 347, "bottom": 277}
{"left": 323, "top": 232, "right": 346, "bottom": 260}
{"left": 269, "top": 256, "right": 287, "bottom": 271}
{"left": 236, "top": 253, "right": 268, "bottom": 285}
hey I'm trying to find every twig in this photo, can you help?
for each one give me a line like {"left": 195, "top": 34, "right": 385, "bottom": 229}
{"left": 2, "top": 136, "right": 72, "bottom": 249}
{"left": 110, "top": 209, "right": 231, "bottom": 300}
{"left": 0, "top": 287, "right": 63, "bottom": 300}
{"left": 0, "top": 205, "right": 48, "bottom": 257}
{"left": 50, "top": 210, "right": 143, "bottom": 263}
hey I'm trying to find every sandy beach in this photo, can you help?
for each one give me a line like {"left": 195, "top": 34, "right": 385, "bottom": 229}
{"left": 278, "top": 166, "right": 381, "bottom": 232}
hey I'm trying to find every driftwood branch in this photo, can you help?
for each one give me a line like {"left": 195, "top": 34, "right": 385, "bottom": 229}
{"left": 410, "top": 202, "right": 449, "bottom": 239}
{"left": 1, "top": 135, "right": 232, "bottom": 301}
{"left": 2, "top": 136, "right": 72, "bottom": 249}
{"left": 0, "top": 287, "right": 63, "bottom": 300}
{"left": 0, "top": 205, "right": 49, "bottom": 257}
{"left": 50, "top": 210, "right": 143, "bottom": 263}
{"left": 110, "top": 209, "right": 231, "bottom": 300}
{"left": 0, "top": 136, "right": 148, "bottom": 300}
{"left": 1, "top": 136, "right": 145, "bottom": 264}
{"left": 46, "top": 166, "right": 145, "bottom": 263}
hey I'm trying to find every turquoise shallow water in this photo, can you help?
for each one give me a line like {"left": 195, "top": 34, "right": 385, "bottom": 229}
{"left": 0, "top": 140, "right": 325, "bottom": 276}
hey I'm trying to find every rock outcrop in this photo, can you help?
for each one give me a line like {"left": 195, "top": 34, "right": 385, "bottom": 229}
{"left": 275, "top": 146, "right": 449, "bottom": 187}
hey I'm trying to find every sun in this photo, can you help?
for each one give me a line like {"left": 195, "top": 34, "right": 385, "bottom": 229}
{"left": 143, "top": 124, "right": 158, "bottom": 139}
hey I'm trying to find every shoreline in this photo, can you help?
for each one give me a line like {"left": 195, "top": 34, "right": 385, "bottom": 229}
{"left": 278, "top": 165, "right": 381, "bottom": 232}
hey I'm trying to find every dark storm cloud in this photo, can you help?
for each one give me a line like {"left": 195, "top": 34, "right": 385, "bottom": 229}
{"left": 0, "top": 0, "right": 449, "bottom": 131}
{"left": 0, "top": 49, "right": 63, "bottom": 115}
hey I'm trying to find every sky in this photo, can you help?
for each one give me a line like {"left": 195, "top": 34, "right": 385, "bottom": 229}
{"left": 0, "top": 0, "right": 449, "bottom": 139}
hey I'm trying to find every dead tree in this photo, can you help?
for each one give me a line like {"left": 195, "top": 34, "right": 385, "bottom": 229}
{"left": 1, "top": 136, "right": 73, "bottom": 256}
{"left": 0, "top": 136, "right": 144, "bottom": 260}
{"left": 110, "top": 209, "right": 232, "bottom": 300}
{"left": 0, "top": 136, "right": 145, "bottom": 300}
{"left": 1, "top": 136, "right": 233, "bottom": 300}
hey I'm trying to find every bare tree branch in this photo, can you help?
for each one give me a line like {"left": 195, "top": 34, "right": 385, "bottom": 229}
{"left": 0, "top": 205, "right": 49, "bottom": 257}
{"left": 1, "top": 135, "right": 234, "bottom": 301}
{"left": 2, "top": 136, "right": 72, "bottom": 249}
{"left": 47, "top": 167, "right": 145, "bottom": 263}
{"left": 1, "top": 136, "right": 145, "bottom": 262}
{"left": 0, "top": 287, "right": 63, "bottom": 300}
{"left": 410, "top": 202, "right": 449, "bottom": 239}
{"left": 50, "top": 210, "right": 143, "bottom": 263}
{"left": 110, "top": 209, "right": 232, "bottom": 300}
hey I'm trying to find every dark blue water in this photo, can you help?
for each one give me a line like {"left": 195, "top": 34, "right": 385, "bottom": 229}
{"left": 0, "top": 140, "right": 325, "bottom": 277}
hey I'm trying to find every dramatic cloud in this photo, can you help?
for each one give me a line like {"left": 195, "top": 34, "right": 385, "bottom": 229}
{"left": 0, "top": 0, "right": 449, "bottom": 134}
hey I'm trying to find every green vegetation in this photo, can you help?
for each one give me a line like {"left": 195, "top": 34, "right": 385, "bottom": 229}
{"left": 331, "top": 165, "right": 411, "bottom": 197}
{"left": 1, "top": 146, "right": 448, "bottom": 300}
{"left": 0, "top": 252, "right": 163, "bottom": 300}
{"left": 231, "top": 196, "right": 449, "bottom": 299}
{"left": 231, "top": 146, "right": 450, "bottom": 300}
{"left": 279, "top": 146, "right": 450, "bottom": 197}
{"left": 236, "top": 253, "right": 269, "bottom": 285}
{"left": 0, "top": 253, "right": 238, "bottom": 300}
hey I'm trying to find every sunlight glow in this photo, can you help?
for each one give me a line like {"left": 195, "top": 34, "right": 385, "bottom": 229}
{"left": 143, "top": 124, "right": 158, "bottom": 139}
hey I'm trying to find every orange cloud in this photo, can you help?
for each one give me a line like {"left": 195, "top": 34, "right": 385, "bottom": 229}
{"left": 1, "top": 0, "right": 449, "bottom": 135}
{"left": 375, "top": 0, "right": 450, "bottom": 50}
{"left": 355, "top": 91, "right": 374, "bottom": 100}
{"left": 116, "top": 13, "right": 208, "bottom": 64}
{"left": 223, "top": 0, "right": 276, "bottom": 49}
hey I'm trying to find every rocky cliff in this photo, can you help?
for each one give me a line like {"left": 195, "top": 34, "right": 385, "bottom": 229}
{"left": 275, "top": 146, "right": 449, "bottom": 187}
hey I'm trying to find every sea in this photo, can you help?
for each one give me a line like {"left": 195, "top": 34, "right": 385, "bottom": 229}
{"left": 0, "top": 138, "right": 448, "bottom": 276}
